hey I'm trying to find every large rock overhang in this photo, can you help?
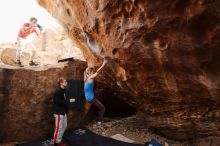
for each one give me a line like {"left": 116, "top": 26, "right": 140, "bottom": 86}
{"left": 37, "top": 0, "right": 220, "bottom": 141}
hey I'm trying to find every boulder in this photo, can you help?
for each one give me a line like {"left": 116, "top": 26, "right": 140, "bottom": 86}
{"left": 37, "top": 0, "right": 220, "bottom": 141}
{"left": 0, "top": 60, "right": 86, "bottom": 143}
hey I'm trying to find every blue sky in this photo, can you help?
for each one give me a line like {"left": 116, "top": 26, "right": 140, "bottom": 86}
{"left": 0, "top": 0, "right": 60, "bottom": 43}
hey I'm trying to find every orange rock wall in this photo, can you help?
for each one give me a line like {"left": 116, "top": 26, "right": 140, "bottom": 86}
{"left": 36, "top": 0, "right": 220, "bottom": 141}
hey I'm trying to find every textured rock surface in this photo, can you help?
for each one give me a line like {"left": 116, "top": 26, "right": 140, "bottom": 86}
{"left": 37, "top": 0, "right": 220, "bottom": 141}
{"left": 0, "top": 60, "right": 86, "bottom": 143}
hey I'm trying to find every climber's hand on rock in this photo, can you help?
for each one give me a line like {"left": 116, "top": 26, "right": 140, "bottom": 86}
{"left": 103, "top": 57, "right": 109, "bottom": 64}
{"left": 103, "top": 59, "right": 108, "bottom": 64}
{"left": 81, "top": 32, "right": 87, "bottom": 38}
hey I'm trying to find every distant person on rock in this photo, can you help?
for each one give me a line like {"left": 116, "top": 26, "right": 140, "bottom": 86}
{"left": 16, "top": 17, "right": 43, "bottom": 67}
{"left": 53, "top": 77, "right": 69, "bottom": 146}
{"left": 84, "top": 58, "right": 107, "bottom": 126}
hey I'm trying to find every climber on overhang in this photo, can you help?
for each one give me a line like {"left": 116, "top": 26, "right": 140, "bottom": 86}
{"left": 84, "top": 57, "right": 108, "bottom": 127}
{"left": 15, "top": 17, "right": 43, "bottom": 67}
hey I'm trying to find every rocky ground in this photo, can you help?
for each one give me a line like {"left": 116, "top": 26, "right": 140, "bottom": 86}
{"left": 86, "top": 112, "right": 220, "bottom": 146}
{"left": 1, "top": 112, "right": 220, "bottom": 146}
{"left": 86, "top": 112, "right": 185, "bottom": 146}
{"left": 0, "top": 113, "right": 183, "bottom": 146}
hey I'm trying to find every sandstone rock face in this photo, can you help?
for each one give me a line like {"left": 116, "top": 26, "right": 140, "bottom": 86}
{"left": 0, "top": 60, "right": 86, "bottom": 143}
{"left": 37, "top": 0, "right": 220, "bottom": 141}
